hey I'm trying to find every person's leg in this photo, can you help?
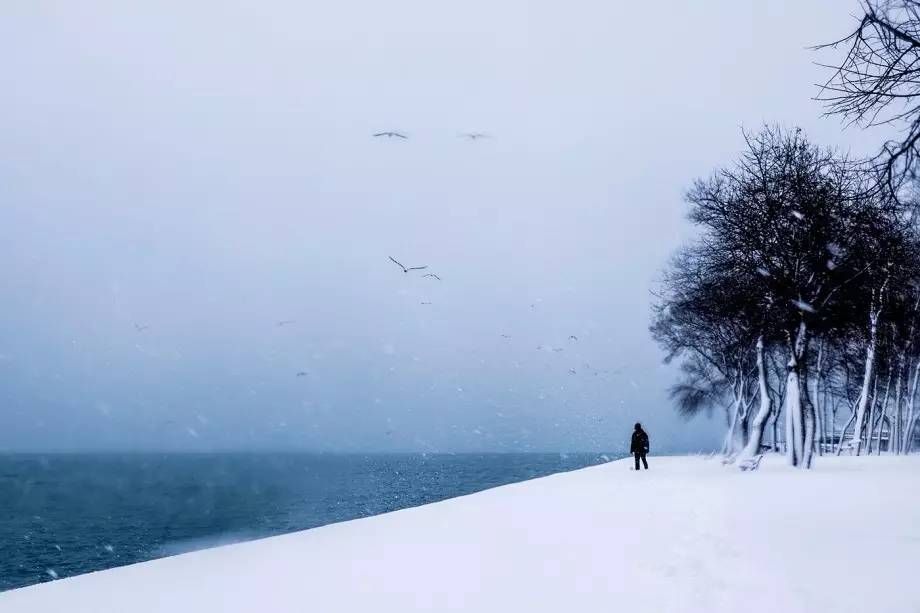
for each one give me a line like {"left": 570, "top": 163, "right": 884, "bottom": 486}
{"left": 641, "top": 454, "right": 648, "bottom": 469}
{"left": 634, "top": 453, "right": 640, "bottom": 470}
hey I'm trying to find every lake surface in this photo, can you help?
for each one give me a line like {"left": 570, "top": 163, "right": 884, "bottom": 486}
{"left": 0, "top": 452, "right": 618, "bottom": 591}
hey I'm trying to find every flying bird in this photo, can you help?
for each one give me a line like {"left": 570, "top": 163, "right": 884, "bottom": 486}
{"left": 134, "top": 324, "right": 149, "bottom": 332}
{"left": 296, "top": 371, "right": 308, "bottom": 377}
{"left": 422, "top": 273, "right": 442, "bottom": 281}
{"left": 569, "top": 335, "right": 578, "bottom": 341}
{"left": 420, "top": 301, "right": 433, "bottom": 305}
{"left": 552, "top": 348, "right": 564, "bottom": 353}
{"left": 277, "top": 320, "right": 296, "bottom": 327}
{"left": 388, "top": 256, "right": 428, "bottom": 273}
{"left": 460, "top": 133, "right": 489, "bottom": 140}
{"left": 501, "top": 334, "right": 511, "bottom": 339}
{"left": 374, "top": 132, "right": 407, "bottom": 139}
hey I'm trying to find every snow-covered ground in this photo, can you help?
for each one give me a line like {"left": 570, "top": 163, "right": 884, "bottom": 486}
{"left": 2, "top": 455, "right": 918, "bottom": 613}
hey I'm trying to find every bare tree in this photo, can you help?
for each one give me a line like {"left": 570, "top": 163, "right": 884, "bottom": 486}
{"left": 653, "top": 126, "right": 912, "bottom": 466}
{"left": 817, "top": 1, "right": 920, "bottom": 191}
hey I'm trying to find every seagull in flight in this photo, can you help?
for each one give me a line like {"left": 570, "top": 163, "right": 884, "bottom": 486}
{"left": 134, "top": 324, "right": 150, "bottom": 332}
{"left": 569, "top": 335, "right": 578, "bottom": 342}
{"left": 501, "top": 334, "right": 511, "bottom": 339}
{"left": 296, "top": 371, "right": 308, "bottom": 377}
{"left": 460, "top": 133, "right": 489, "bottom": 140}
{"left": 420, "top": 301, "right": 433, "bottom": 305}
{"left": 422, "top": 273, "right": 441, "bottom": 281}
{"left": 374, "top": 132, "right": 407, "bottom": 139}
{"left": 388, "top": 256, "right": 428, "bottom": 273}
{"left": 277, "top": 320, "right": 296, "bottom": 327}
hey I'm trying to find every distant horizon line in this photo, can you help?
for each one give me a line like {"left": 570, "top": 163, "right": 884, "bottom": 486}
{"left": 0, "top": 448, "right": 705, "bottom": 456}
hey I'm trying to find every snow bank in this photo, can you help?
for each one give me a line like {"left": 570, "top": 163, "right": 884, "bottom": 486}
{"left": 2, "top": 455, "right": 918, "bottom": 613}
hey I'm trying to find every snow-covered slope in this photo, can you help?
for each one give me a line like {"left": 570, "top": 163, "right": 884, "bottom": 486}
{"left": 2, "top": 455, "right": 918, "bottom": 613}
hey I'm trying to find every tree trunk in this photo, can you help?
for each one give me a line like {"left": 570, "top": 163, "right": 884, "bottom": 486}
{"left": 881, "top": 362, "right": 898, "bottom": 454}
{"left": 803, "top": 397, "right": 816, "bottom": 468}
{"left": 901, "top": 362, "right": 920, "bottom": 454}
{"left": 866, "top": 373, "right": 883, "bottom": 455}
{"left": 771, "top": 406, "right": 780, "bottom": 452}
{"left": 803, "top": 346, "right": 817, "bottom": 467}
{"left": 847, "top": 311, "right": 879, "bottom": 455}
{"left": 784, "top": 322, "right": 808, "bottom": 467}
{"left": 905, "top": 414, "right": 919, "bottom": 453}
{"left": 895, "top": 374, "right": 904, "bottom": 455}
{"left": 897, "top": 358, "right": 907, "bottom": 454}
{"left": 836, "top": 410, "right": 857, "bottom": 456}
{"left": 785, "top": 370, "right": 804, "bottom": 465}
{"left": 723, "top": 377, "right": 745, "bottom": 459}
{"left": 811, "top": 341, "right": 824, "bottom": 456}
{"left": 740, "top": 337, "right": 772, "bottom": 461}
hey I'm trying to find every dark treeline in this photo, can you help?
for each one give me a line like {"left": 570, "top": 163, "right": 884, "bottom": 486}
{"left": 651, "top": 1, "right": 920, "bottom": 467}
{"left": 651, "top": 126, "right": 920, "bottom": 467}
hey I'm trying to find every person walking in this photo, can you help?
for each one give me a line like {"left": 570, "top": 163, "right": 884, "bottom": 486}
{"left": 630, "top": 422, "right": 649, "bottom": 470}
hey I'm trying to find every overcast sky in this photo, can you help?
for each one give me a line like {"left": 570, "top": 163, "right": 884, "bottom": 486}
{"left": 0, "top": 0, "right": 891, "bottom": 452}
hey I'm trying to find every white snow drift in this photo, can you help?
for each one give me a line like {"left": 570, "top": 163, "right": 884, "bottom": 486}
{"left": 2, "top": 455, "right": 918, "bottom": 613}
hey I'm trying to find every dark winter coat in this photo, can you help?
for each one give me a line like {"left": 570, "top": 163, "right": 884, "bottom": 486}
{"left": 630, "top": 429, "right": 649, "bottom": 454}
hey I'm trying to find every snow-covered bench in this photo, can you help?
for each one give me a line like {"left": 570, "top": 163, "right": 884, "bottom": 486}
{"left": 738, "top": 454, "right": 764, "bottom": 471}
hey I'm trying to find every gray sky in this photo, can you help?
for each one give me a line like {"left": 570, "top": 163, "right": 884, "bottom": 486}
{"left": 0, "top": 0, "right": 889, "bottom": 452}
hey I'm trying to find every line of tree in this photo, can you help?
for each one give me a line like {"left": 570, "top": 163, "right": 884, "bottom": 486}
{"left": 651, "top": 1, "right": 920, "bottom": 467}
{"left": 651, "top": 126, "right": 920, "bottom": 467}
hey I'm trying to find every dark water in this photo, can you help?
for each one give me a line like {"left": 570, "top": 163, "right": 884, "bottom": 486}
{"left": 0, "top": 452, "right": 617, "bottom": 592}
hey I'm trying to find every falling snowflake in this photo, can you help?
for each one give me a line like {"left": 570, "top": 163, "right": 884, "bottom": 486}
{"left": 187, "top": 427, "right": 200, "bottom": 438}
{"left": 791, "top": 210, "right": 805, "bottom": 220}
{"left": 756, "top": 267, "right": 770, "bottom": 277}
{"left": 792, "top": 299, "right": 816, "bottom": 313}
{"left": 46, "top": 569, "right": 58, "bottom": 579}
{"left": 827, "top": 242, "right": 842, "bottom": 256}
{"left": 103, "top": 544, "right": 115, "bottom": 553}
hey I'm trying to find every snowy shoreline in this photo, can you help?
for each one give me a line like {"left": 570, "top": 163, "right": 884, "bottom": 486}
{"left": 2, "top": 454, "right": 918, "bottom": 613}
